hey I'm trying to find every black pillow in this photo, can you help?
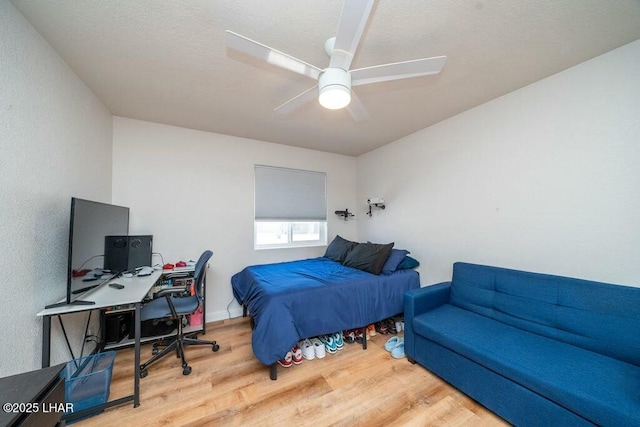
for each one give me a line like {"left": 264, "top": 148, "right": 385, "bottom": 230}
{"left": 324, "top": 235, "right": 357, "bottom": 263}
{"left": 342, "top": 242, "right": 394, "bottom": 275}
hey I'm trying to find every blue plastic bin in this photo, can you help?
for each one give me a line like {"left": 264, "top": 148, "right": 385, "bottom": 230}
{"left": 61, "top": 351, "right": 116, "bottom": 416}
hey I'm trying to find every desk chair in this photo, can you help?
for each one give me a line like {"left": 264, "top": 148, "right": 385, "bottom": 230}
{"left": 139, "top": 250, "right": 219, "bottom": 377}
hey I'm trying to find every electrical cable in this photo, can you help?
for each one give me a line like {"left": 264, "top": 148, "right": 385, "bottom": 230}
{"left": 152, "top": 252, "right": 164, "bottom": 268}
{"left": 75, "top": 254, "right": 105, "bottom": 272}
{"left": 226, "top": 297, "right": 236, "bottom": 319}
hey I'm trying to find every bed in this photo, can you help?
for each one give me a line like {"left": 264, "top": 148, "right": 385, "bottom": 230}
{"left": 231, "top": 256, "right": 420, "bottom": 378}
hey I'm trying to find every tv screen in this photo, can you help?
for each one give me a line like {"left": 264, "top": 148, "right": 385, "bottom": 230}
{"left": 55, "top": 198, "right": 130, "bottom": 307}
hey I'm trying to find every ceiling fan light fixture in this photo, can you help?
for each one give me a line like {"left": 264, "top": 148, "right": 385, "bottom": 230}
{"left": 318, "top": 68, "right": 351, "bottom": 110}
{"left": 319, "top": 85, "right": 351, "bottom": 109}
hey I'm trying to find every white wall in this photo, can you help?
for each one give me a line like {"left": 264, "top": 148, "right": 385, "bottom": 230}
{"left": 112, "top": 117, "right": 357, "bottom": 320}
{"left": 0, "top": 2, "right": 113, "bottom": 376}
{"left": 357, "top": 40, "right": 640, "bottom": 288}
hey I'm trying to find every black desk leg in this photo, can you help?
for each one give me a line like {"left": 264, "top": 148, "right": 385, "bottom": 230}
{"left": 42, "top": 316, "right": 51, "bottom": 368}
{"left": 134, "top": 302, "right": 141, "bottom": 407}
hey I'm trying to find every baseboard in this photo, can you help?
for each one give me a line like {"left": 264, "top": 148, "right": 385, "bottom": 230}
{"left": 205, "top": 307, "right": 244, "bottom": 322}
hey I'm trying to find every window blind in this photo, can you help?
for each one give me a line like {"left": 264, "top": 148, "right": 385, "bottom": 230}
{"left": 255, "top": 165, "right": 327, "bottom": 221}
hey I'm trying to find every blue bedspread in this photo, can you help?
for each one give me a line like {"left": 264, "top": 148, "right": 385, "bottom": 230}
{"left": 231, "top": 257, "right": 420, "bottom": 365}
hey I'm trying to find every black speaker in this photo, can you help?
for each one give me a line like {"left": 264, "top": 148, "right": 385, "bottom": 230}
{"left": 104, "top": 235, "right": 128, "bottom": 272}
{"left": 105, "top": 313, "right": 131, "bottom": 343}
{"left": 127, "top": 235, "right": 153, "bottom": 269}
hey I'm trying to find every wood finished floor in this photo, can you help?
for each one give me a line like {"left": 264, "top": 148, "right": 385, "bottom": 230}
{"left": 76, "top": 317, "right": 509, "bottom": 426}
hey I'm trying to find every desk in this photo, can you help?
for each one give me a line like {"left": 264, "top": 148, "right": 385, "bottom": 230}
{"left": 36, "top": 271, "right": 162, "bottom": 419}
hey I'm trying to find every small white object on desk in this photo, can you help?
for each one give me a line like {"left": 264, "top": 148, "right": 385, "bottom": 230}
{"left": 137, "top": 266, "right": 154, "bottom": 276}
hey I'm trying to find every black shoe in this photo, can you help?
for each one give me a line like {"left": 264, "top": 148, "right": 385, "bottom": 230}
{"left": 386, "top": 318, "right": 397, "bottom": 335}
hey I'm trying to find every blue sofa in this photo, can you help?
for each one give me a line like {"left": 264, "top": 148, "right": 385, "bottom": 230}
{"left": 404, "top": 262, "right": 640, "bottom": 426}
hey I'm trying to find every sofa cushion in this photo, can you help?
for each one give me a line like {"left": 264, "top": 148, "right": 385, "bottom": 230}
{"left": 449, "top": 262, "right": 640, "bottom": 365}
{"left": 413, "top": 304, "right": 640, "bottom": 426}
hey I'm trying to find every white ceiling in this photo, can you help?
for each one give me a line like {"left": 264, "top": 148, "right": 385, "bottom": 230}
{"left": 11, "top": 0, "right": 640, "bottom": 156}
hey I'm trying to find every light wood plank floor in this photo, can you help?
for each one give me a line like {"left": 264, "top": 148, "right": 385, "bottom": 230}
{"left": 76, "top": 317, "right": 509, "bottom": 426}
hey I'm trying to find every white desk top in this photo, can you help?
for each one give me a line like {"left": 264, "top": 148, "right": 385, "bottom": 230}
{"left": 37, "top": 270, "right": 163, "bottom": 317}
{"left": 161, "top": 265, "right": 195, "bottom": 275}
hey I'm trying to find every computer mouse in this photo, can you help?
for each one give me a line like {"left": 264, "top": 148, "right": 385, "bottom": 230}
{"left": 137, "top": 266, "right": 154, "bottom": 276}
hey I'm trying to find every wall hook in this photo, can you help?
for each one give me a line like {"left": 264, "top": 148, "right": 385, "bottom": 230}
{"left": 335, "top": 209, "right": 354, "bottom": 221}
{"left": 367, "top": 198, "right": 386, "bottom": 217}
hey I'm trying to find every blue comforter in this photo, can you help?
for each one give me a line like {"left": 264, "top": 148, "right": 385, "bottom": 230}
{"left": 231, "top": 257, "right": 420, "bottom": 365}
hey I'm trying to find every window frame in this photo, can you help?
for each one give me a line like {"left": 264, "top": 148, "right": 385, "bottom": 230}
{"left": 254, "top": 220, "right": 327, "bottom": 250}
{"left": 253, "top": 165, "right": 328, "bottom": 250}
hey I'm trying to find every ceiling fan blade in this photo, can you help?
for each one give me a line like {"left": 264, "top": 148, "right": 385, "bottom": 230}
{"left": 274, "top": 86, "right": 319, "bottom": 115}
{"left": 351, "top": 56, "right": 447, "bottom": 86}
{"left": 226, "top": 30, "right": 322, "bottom": 80}
{"left": 329, "top": 0, "right": 374, "bottom": 70}
{"left": 346, "top": 91, "right": 369, "bottom": 122}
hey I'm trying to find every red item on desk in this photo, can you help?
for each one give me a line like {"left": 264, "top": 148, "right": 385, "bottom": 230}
{"left": 162, "top": 263, "right": 175, "bottom": 270}
{"left": 175, "top": 261, "right": 187, "bottom": 267}
{"left": 72, "top": 269, "right": 91, "bottom": 278}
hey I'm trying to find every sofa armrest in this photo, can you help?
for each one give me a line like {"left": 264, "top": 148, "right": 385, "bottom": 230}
{"left": 404, "top": 282, "right": 451, "bottom": 317}
{"left": 404, "top": 282, "right": 451, "bottom": 360}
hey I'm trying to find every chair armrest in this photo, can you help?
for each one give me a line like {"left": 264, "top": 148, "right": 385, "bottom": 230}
{"left": 404, "top": 282, "right": 451, "bottom": 360}
{"left": 153, "top": 286, "right": 188, "bottom": 318}
{"left": 154, "top": 286, "right": 188, "bottom": 298}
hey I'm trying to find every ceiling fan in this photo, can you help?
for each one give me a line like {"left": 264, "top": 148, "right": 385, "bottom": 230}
{"left": 225, "top": 0, "right": 446, "bottom": 121}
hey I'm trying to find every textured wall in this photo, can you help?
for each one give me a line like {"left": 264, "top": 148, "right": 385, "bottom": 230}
{"left": 356, "top": 40, "right": 640, "bottom": 288}
{"left": 0, "top": 2, "right": 113, "bottom": 376}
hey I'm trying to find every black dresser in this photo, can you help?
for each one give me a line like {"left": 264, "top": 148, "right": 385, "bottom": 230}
{"left": 0, "top": 364, "right": 65, "bottom": 427}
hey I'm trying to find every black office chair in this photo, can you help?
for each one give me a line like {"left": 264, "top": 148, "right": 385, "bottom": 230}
{"left": 139, "top": 250, "right": 219, "bottom": 377}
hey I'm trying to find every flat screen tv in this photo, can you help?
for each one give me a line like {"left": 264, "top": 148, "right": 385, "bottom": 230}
{"left": 47, "top": 197, "right": 130, "bottom": 308}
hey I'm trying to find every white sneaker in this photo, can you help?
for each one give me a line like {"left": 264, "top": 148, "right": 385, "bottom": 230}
{"left": 300, "top": 338, "right": 315, "bottom": 360}
{"left": 310, "top": 337, "right": 326, "bottom": 359}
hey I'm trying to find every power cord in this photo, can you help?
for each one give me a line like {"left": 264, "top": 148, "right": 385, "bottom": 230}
{"left": 74, "top": 254, "right": 105, "bottom": 272}
{"left": 226, "top": 297, "right": 236, "bottom": 319}
{"left": 152, "top": 252, "right": 164, "bottom": 267}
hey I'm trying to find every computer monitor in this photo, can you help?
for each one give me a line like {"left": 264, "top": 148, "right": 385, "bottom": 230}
{"left": 47, "top": 198, "right": 130, "bottom": 308}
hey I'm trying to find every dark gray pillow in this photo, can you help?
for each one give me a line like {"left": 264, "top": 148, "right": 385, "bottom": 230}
{"left": 342, "top": 242, "right": 394, "bottom": 275}
{"left": 324, "top": 235, "right": 357, "bottom": 263}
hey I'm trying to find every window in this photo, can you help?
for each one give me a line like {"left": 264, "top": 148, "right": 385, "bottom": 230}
{"left": 254, "top": 165, "right": 327, "bottom": 249}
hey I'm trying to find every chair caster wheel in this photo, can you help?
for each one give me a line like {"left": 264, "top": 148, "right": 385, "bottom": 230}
{"left": 152, "top": 348, "right": 159, "bottom": 355}
{"left": 140, "top": 369, "right": 148, "bottom": 378}
{"left": 212, "top": 344, "right": 220, "bottom": 352}
{"left": 182, "top": 366, "right": 192, "bottom": 375}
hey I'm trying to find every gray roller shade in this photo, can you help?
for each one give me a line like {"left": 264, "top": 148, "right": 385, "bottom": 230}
{"left": 255, "top": 165, "right": 327, "bottom": 221}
